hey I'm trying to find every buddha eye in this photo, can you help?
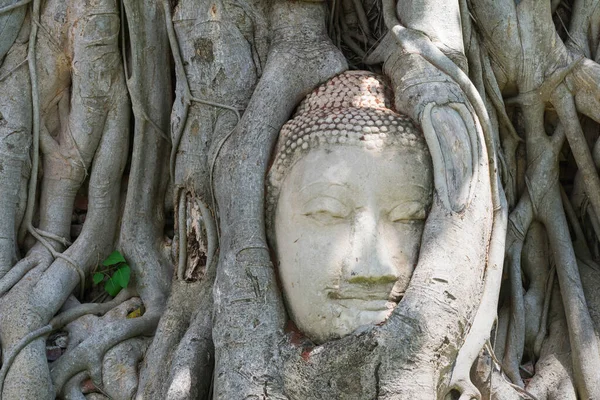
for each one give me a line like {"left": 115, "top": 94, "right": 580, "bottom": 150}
{"left": 302, "top": 197, "right": 351, "bottom": 224}
{"left": 389, "top": 202, "right": 427, "bottom": 223}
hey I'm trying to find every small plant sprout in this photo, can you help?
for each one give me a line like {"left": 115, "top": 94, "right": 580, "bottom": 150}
{"left": 93, "top": 251, "right": 131, "bottom": 297}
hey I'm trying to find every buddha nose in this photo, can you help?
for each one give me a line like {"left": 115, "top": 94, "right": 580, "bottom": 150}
{"left": 346, "top": 209, "right": 398, "bottom": 284}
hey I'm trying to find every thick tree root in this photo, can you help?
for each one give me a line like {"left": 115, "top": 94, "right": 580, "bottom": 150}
{"left": 212, "top": 2, "right": 347, "bottom": 397}
{"left": 0, "top": 325, "right": 52, "bottom": 396}
{"left": 379, "top": 0, "right": 500, "bottom": 209}
{"left": 135, "top": 281, "right": 207, "bottom": 399}
{"left": 100, "top": 337, "right": 149, "bottom": 400}
{"left": 17, "top": 0, "right": 40, "bottom": 245}
{"left": 63, "top": 372, "right": 89, "bottom": 400}
{"left": 448, "top": 190, "right": 508, "bottom": 399}
{"left": 0, "top": 290, "right": 135, "bottom": 396}
{"left": 0, "top": 249, "right": 50, "bottom": 296}
{"left": 51, "top": 313, "right": 159, "bottom": 395}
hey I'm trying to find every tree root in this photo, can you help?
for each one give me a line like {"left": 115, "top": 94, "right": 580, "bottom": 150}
{"left": 508, "top": 90, "right": 600, "bottom": 397}
{"left": 0, "top": 0, "right": 30, "bottom": 15}
{"left": 0, "top": 255, "right": 40, "bottom": 296}
{"left": 17, "top": 0, "right": 40, "bottom": 245}
{"left": 161, "top": 0, "right": 240, "bottom": 186}
{"left": 51, "top": 312, "right": 159, "bottom": 395}
{"left": 448, "top": 189, "right": 508, "bottom": 400}
{"left": 0, "top": 57, "right": 27, "bottom": 84}
{"left": 379, "top": 0, "right": 500, "bottom": 210}
{"left": 135, "top": 280, "right": 208, "bottom": 399}
{"left": 101, "top": 337, "right": 149, "bottom": 400}
{"left": 485, "top": 342, "right": 540, "bottom": 400}
{"left": 1, "top": 40, "right": 129, "bottom": 397}
{"left": 161, "top": 0, "right": 239, "bottom": 267}
{"left": 551, "top": 84, "right": 600, "bottom": 225}
{"left": 533, "top": 265, "right": 555, "bottom": 358}
{"left": 0, "top": 289, "right": 135, "bottom": 396}
{"left": 63, "top": 372, "right": 89, "bottom": 400}
{"left": 503, "top": 194, "right": 533, "bottom": 386}
{"left": 0, "top": 325, "right": 52, "bottom": 397}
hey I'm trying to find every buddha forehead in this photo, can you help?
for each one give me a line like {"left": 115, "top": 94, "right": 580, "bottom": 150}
{"left": 289, "top": 145, "right": 432, "bottom": 197}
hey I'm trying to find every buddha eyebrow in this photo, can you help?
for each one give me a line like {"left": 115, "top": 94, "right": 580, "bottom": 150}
{"left": 298, "top": 182, "right": 350, "bottom": 194}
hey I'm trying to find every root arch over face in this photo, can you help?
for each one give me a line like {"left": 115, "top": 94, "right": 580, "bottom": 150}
{"left": 1, "top": 0, "right": 600, "bottom": 399}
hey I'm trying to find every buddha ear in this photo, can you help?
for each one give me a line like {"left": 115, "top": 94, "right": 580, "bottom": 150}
{"left": 420, "top": 102, "right": 479, "bottom": 213}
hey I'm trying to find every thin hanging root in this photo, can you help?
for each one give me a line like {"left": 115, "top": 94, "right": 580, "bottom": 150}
{"left": 350, "top": 0, "right": 371, "bottom": 37}
{"left": 552, "top": 84, "right": 600, "bottom": 228}
{"left": 49, "top": 288, "right": 136, "bottom": 328}
{"left": 484, "top": 342, "right": 540, "bottom": 400}
{"left": 541, "top": 194, "right": 600, "bottom": 399}
{"left": 190, "top": 97, "right": 240, "bottom": 120}
{"left": 561, "top": 186, "right": 595, "bottom": 261}
{"left": 34, "top": 228, "right": 72, "bottom": 247}
{"left": 340, "top": 13, "right": 367, "bottom": 58}
{"left": 0, "top": 0, "right": 30, "bottom": 15}
{"left": 481, "top": 53, "right": 521, "bottom": 145}
{"left": 208, "top": 122, "right": 240, "bottom": 241}
{"left": 162, "top": 0, "right": 191, "bottom": 183}
{"left": 0, "top": 289, "right": 135, "bottom": 396}
{"left": 448, "top": 189, "right": 508, "bottom": 400}
{"left": 504, "top": 58, "right": 583, "bottom": 107}
{"left": 0, "top": 58, "right": 27, "bottom": 83}
{"left": 380, "top": 0, "right": 500, "bottom": 210}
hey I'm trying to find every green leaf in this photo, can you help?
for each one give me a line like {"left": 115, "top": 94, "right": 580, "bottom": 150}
{"left": 92, "top": 273, "right": 104, "bottom": 285}
{"left": 102, "top": 251, "right": 126, "bottom": 267}
{"left": 104, "top": 278, "right": 122, "bottom": 297}
{"left": 112, "top": 265, "right": 131, "bottom": 288}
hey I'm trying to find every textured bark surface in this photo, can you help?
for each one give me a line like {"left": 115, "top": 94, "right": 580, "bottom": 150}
{"left": 0, "top": 0, "right": 600, "bottom": 399}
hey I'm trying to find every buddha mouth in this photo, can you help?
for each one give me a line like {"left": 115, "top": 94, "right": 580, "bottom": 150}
{"left": 325, "top": 285, "right": 399, "bottom": 303}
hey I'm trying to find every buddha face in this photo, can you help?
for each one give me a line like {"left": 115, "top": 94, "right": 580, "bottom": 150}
{"left": 274, "top": 144, "right": 432, "bottom": 343}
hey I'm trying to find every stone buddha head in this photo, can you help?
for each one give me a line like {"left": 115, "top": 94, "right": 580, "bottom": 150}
{"left": 266, "top": 71, "right": 433, "bottom": 344}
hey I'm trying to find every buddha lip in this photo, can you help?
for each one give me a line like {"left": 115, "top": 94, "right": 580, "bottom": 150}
{"left": 326, "top": 286, "right": 395, "bottom": 301}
